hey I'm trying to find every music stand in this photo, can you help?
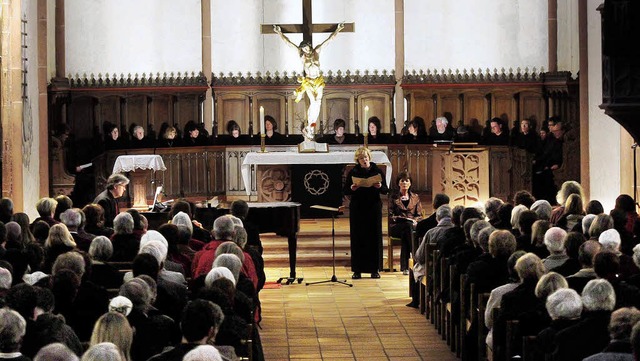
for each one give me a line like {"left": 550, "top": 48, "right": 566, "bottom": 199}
{"left": 306, "top": 205, "right": 352, "bottom": 287}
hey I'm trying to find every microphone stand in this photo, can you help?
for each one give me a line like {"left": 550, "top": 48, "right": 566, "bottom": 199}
{"left": 306, "top": 205, "right": 352, "bottom": 287}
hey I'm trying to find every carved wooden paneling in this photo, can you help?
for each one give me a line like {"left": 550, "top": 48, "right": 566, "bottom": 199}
{"left": 225, "top": 147, "right": 249, "bottom": 195}
{"left": 218, "top": 95, "right": 249, "bottom": 135}
{"left": 492, "top": 92, "right": 517, "bottom": 128}
{"left": 257, "top": 166, "right": 291, "bottom": 202}
{"left": 520, "top": 91, "right": 546, "bottom": 130}
{"left": 360, "top": 93, "right": 391, "bottom": 131}
{"left": 511, "top": 148, "right": 533, "bottom": 195}
{"left": 126, "top": 95, "right": 147, "bottom": 131}
{"left": 323, "top": 94, "right": 352, "bottom": 133}
{"left": 256, "top": 96, "right": 285, "bottom": 133}
{"left": 463, "top": 91, "right": 489, "bottom": 125}
{"left": 412, "top": 93, "right": 435, "bottom": 123}
{"left": 439, "top": 92, "right": 461, "bottom": 124}
{"left": 69, "top": 97, "right": 96, "bottom": 139}
{"left": 489, "top": 146, "right": 512, "bottom": 202}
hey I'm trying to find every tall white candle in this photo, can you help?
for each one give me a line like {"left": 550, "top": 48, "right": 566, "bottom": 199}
{"left": 259, "top": 106, "right": 265, "bottom": 134}
{"left": 364, "top": 105, "right": 369, "bottom": 124}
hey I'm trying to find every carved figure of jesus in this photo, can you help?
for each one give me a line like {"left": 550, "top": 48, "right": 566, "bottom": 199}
{"left": 274, "top": 23, "right": 345, "bottom": 141}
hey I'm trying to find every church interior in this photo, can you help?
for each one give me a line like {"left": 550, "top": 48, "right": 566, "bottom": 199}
{"left": 1, "top": 0, "right": 640, "bottom": 360}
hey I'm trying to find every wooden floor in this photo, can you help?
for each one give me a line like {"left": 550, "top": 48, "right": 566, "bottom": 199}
{"left": 258, "top": 218, "right": 458, "bottom": 361}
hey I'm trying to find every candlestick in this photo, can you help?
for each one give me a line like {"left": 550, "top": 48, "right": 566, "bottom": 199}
{"left": 260, "top": 134, "right": 266, "bottom": 152}
{"left": 259, "top": 106, "right": 265, "bottom": 135}
{"left": 364, "top": 105, "right": 369, "bottom": 125}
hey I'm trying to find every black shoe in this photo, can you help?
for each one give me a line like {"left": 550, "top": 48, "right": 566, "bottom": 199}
{"left": 406, "top": 301, "right": 419, "bottom": 308}
{"left": 351, "top": 273, "right": 361, "bottom": 279}
{"left": 371, "top": 272, "right": 381, "bottom": 279}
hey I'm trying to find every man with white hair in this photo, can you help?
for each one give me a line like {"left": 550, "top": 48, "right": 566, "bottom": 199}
{"left": 430, "top": 116, "right": 455, "bottom": 141}
{"left": 60, "top": 209, "right": 93, "bottom": 252}
{"left": 599, "top": 228, "right": 640, "bottom": 279}
{"left": 542, "top": 227, "right": 569, "bottom": 272}
{"left": 413, "top": 205, "right": 453, "bottom": 282}
{"left": 537, "top": 288, "right": 584, "bottom": 358}
{"left": 191, "top": 216, "right": 236, "bottom": 279}
{"left": 0, "top": 308, "right": 28, "bottom": 360}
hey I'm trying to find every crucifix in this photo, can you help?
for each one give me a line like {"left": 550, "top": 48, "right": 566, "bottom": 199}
{"left": 261, "top": 0, "right": 355, "bottom": 143}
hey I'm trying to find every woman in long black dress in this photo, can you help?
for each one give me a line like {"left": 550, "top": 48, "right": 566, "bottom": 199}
{"left": 344, "top": 147, "right": 389, "bottom": 279}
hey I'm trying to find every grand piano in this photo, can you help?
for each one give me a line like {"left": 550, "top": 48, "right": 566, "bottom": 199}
{"left": 144, "top": 201, "right": 302, "bottom": 283}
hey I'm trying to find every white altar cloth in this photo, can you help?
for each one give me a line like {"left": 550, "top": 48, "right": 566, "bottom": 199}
{"left": 241, "top": 151, "right": 392, "bottom": 195}
{"left": 113, "top": 155, "right": 166, "bottom": 174}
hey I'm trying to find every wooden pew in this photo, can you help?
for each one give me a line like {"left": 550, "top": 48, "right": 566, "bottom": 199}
{"left": 477, "top": 292, "right": 490, "bottom": 361}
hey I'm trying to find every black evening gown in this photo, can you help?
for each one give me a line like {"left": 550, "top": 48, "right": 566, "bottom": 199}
{"left": 344, "top": 161, "right": 389, "bottom": 273}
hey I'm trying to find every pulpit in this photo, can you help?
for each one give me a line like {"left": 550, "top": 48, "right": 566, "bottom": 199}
{"left": 113, "top": 155, "right": 166, "bottom": 209}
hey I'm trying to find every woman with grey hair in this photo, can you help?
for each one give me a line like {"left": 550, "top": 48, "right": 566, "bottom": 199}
{"left": 510, "top": 205, "right": 528, "bottom": 236}
{"left": 89, "top": 236, "right": 123, "bottom": 288}
{"left": 34, "top": 342, "right": 80, "bottom": 361}
{"left": 484, "top": 197, "right": 504, "bottom": 226}
{"left": 537, "top": 288, "right": 584, "bottom": 357}
{"left": 530, "top": 199, "right": 552, "bottom": 221}
{"left": 0, "top": 308, "right": 28, "bottom": 359}
{"left": 204, "top": 266, "right": 236, "bottom": 287}
{"left": 34, "top": 197, "right": 58, "bottom": 227}
{"left": 81, "top": 342, "right": 124, "bottom": 361}
{"left": 589, "top": 213, "right": 615, "bottom": 241}
{"left": 183, "top": 345, "right": 222, "bottom": 361}
{"left": 542, "top": 227, "right": 569, "bottom": 272}
{"left": 170, "top": 211, "right": 193, "bottom": 236}
{"left": 212, "top": 254, "right": 242, "bottom": 285}
{"left": 111, "top": 212, "right": 139, "bottom": 262}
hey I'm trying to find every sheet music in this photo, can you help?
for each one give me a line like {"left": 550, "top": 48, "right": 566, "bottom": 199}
{"left": 351, "top": 174, "right": 382, "bottom": 187}
{"left": 310, "top": 205, "right": 341, "bottom": 212}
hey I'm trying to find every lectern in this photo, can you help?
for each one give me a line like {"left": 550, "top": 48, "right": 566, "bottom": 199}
{"left": 112, "top": 155, "right": 166, "bottom": 209}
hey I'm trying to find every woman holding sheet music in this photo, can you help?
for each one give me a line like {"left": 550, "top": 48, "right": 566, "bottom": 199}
{"left": 344, "top": 147, "right": 389, "bottom": 279}
{"left": 389, "top": 171, "right": 423, "bottom": 275}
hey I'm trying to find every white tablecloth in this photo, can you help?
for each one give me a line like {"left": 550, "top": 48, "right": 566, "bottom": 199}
{"left": 112, "top": 155, "right": 166, "bottom": 174}
{"left": 241, "top": 150, "right": 392, "bottom": 195}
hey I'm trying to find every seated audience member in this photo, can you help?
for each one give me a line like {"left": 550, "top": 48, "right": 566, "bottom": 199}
{"left": 43, "top": 224, "right": 77, "bottom": 274}
{"left": 467, "top": 230, "right": 517, "bottom": 305}
{"left": 0, "top": 198, "right": 14, "bottom": 224}
{"left": 158, "top": 126, "right": 180, "bottom": 147}
{"left": 555, "top": 193, "right": 586, "bottom": 232}
{"left": 536, "top": 288, "right": 584, "bottom": 358}
{"left": 553, "top": 279, "right": 617, "bottom": 360}
{"left": 82, "top": 204, "right": 114, "bottom": 238}
{"left": 231, "top": 199, "right": 262, "bottom": 254}
{"left": 89, "top": 312, "right": 133, "bottom": 361}
{"left": 453, "top": 125, "right": 480, "bottom": 143}
{"left": 33, "top": 197, "right": 59, "bottom": 227}
{"left": 82, "top": 342, "right": 125, "bottom": 361}
{"left": 125, "top": 209, "right": 145, "bottom": 241}
{"left": 120, "top": 278, "right": 178, "bottom": 361}
{"left": 103, "top": 122, "right": 124, "bottom": 151}
{"left": 493, "top": 203, "right": 515, "bottom": 230}
{"left": 542, "top": 227, "right": 570, "bottom": 272}
{"left": 170, "top": 211, "right": 204, "bottom": 253}
{"left": 510, "top": 205, "right": 528, "bottom": 237}
{"left": 589, "top": 213, "right": 615, "bottom": 241}
{"left": 582, "top": 214, "right": 598, "bottom": 239}
{"left": 415, "top": 193, "right": 450, "bottom": 242}
{"left": 332, "top": 118, "right": 357, "bottom": 145}
{"left": 183, "top": 345, "right": 222, "bottom": 361}
{"left": 512, "top": 118, "right": 539, "bottom": 153}
{"left": 515, "top": 210, "right": 538, "bottom": 252}
{"left": 389, "top": 171, "right": 424, "bottom": 274}
{"left": 33, "top": 343, "right": 80, "bottom": 361}
{"left": 550, "top": 181, "right": 586, "bottom": 224}
{"left": 530, "top": 199, "right": 553, "bottom": 221}
{"left": 148, "top": 299, "right": 230, "bottom": 361}
{"left": 482, "top": 198, "right": 502, "bottom": 228}
{"left": 610, "top": 207, "right": 637, "bottom": 257}
{"left": 192, "top": 216, "right": 236, "bottom": 279}
{"left": 482, "top": 117, "right": 509, "bottom": 145}
{"left": 232, "top": 226, "right": 265, "bottom": 292}
{"left": 0, "top": 308, "right": 29, "bottom": 361}
{"left": 93, "top": 173, "right": 130, "bottom": 229}
{"left": 169, "top": 200, "right": 211, "bottom": 244}
{"left": 567, "top": 240, "right": 602, "bottom": 293}
{"left": 110, "top": 213, "right": 139, "bottom": 262}
{"left": 430, "top": 116, "right": 455, "bottom": 142}
{"left": 600, "top": 229, "right": 640, "bottom": 280}
{"left": 529, "top": 220, "right": 551, "bottom": 259}
{"left": 88, "top": 236, "right": 123, "bottom": 289}
{"left": 158, "top": 223, "right": 192, "bottom": 277}
{"left": 594, "top": 252, "right": 640, "bottom": 309}
{"left": 586, "top": 200, "right": 605, "bottom": 216}
{"left": 182, "top": 121, "right": 207, "bottom": 147}
{"left": 551, "top": 231, "right": 583, "bottom": 277}
{"left": 497, "top": 253, "right": 546, "bottom": 329}
{"left": 52, "top": 252, "right": 109, "bottom": 342}
{"left": 23, "top": 287, "right": 82, "bottom": 358}
{"left": 262, "top": 115, "right": 286, "bottom": 145}
{"left": 615, "top": 194, "right": 640, "bottom": 236}
{"left": 60, "top": 209, "right": 93, "bottom": 252}
{"left": 513, "top": 190, "right": 536, "bottom": 208}
{"left": 53, "top": 195, "right": 73, "bottom": 222}
{"left": 485, "top": 250, "right": 527, "bottom": 347}
{"left": 215, "top": 240, "right": 258, "bottom": 291}
{"left": 137, "top": 231, "right": 186, "bottom": 282}
{"left": 401, "top": 117, "right": 428, "bottom": 144}
{"left": 583, "top": 307, "right": 640, "bottom": 361}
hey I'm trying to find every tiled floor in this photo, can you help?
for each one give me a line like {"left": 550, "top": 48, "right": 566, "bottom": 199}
{"left": 259, "top": 266, "right": 458, "bottom": 361}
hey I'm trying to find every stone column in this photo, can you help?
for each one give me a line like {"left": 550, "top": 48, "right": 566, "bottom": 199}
{"left": 38, "top": 0, "right": 49, "bottom": 196}
{"left": 55, "top": 0, "right": 64, "bottom": 78}
{"left": 548, "top": 0, "right": 558, "bottom": 72}
{"left": 1, "top": 0, "right": 25, "bottom": 207}
{"left": 578, "top": 0, "right": 589, "bottom": 197}
{"left": 394, "top": 0, "right": 404, "bottom": 131}
{"left": 201, "top": 0, "right": 213, "bottom": 132}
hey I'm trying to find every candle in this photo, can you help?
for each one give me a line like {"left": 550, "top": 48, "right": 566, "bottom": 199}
{"left": 364, "top": 105, "right": 369, "bottom": 124}
{"left": 259, "top": 106, "right": 265, "bottom": 134}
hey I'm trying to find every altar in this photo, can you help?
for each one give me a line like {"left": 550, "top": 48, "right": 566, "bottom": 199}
{"left": 241, "top": 150, "right": 393, "bottom": 209}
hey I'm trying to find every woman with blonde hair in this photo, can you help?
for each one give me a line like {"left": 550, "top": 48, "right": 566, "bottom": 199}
{"left": 344, "top": 147, "right": 389, "bottom": 279}
{"left": 90, "top": 312, "right": 133, "bottom": 361}
{"left": 550, "top": 181, "right": 585, "bottom": 224}
{"left": 43, "top": 223, "right": 77, "bottom": 273}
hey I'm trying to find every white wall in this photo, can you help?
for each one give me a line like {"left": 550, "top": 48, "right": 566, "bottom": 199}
{"left": 404, "top": 0, "right": 548, "bottom": 73}
{"left": 557, "top": 0, "right": 579, "bottom": 75}
{"left": 65, "top": 0, "right": 202, "bottom": 76}
{"left": 212, "top": 0, "right": 394, "bottom": 75}
{"left": 587, "top": 0, "right": 620, "bottom": 212}
{"left": 22, "top": 0, "right": 41, "bottom": 219}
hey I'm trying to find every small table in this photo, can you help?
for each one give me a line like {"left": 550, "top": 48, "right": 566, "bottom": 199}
{"left": 113, "top": 155, "right": 166, "bottom": 209}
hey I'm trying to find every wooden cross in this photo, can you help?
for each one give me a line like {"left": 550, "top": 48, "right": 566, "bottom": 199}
{"left": 261, "top": 0, "right": 355, "bottom": 46}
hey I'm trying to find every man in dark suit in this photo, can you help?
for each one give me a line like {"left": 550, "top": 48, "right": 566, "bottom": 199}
{"left": 93, "top": 173, "right": 129, "bottom": 228}
{"left": 415, "top": 193, "right": 450, "bottom": 242}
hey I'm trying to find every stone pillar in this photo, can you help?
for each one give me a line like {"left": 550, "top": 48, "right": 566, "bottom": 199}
{"left": 201, "top": 0, "right": 213, "bottom": 132}
{"left": 394, "top": 0, "right": 404, "bottom": 130}
{"left": 548, "top": 0, "right": 558, "bottom": 72}
{"left": 578, "top": 0, "right": 589, "bottom": 198}
{"left": 38, "top": 0, "right": 49, "bottom": 196}
{"left": 55, "top": 0, "right": 64, "bottom": 78}
{"left": 1, "top": 0, "right": 25, "bottom": 207}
